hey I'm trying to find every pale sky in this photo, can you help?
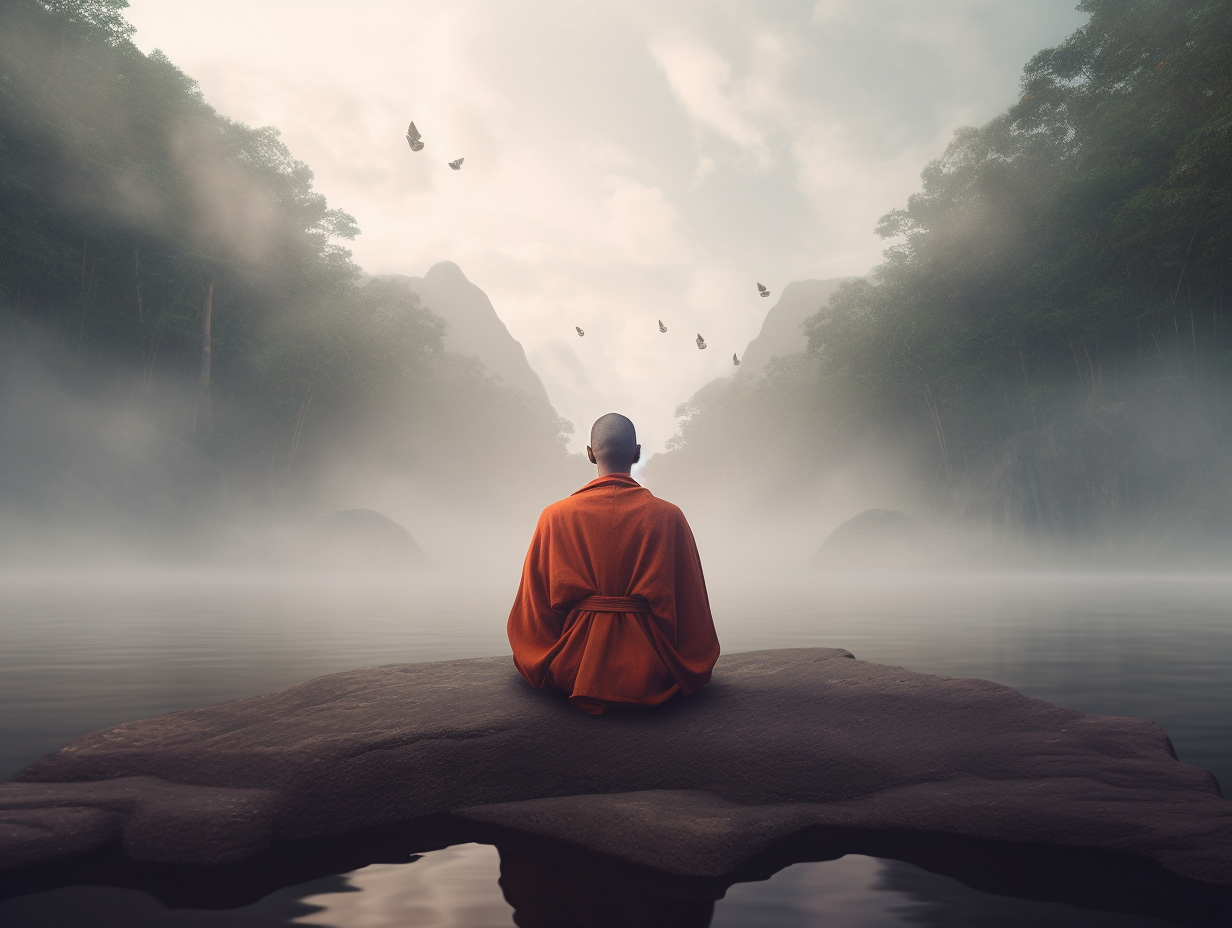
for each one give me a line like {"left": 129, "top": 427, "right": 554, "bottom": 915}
{"left": 124, "top": 0, "right": 1087, "bottom": 455}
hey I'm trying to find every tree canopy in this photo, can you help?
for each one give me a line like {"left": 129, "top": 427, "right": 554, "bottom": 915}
{"left": 651, "top": 0, "right": 1232, "bottom": 513}
{"left": 0, "top": 0, "right": 580, "bottom": 533}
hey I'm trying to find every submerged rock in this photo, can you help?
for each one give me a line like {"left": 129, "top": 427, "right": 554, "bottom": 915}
{"left": 1, "top": 649, "right": 1229, "bottom": 901}
{"left": 813, "top": 509, "right": 929, "bottom": 567}
{"left": 314, "top": 508, "right": 426, "bottom": 566}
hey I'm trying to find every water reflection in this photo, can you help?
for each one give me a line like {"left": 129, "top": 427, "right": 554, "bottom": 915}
{"left": 716, "top": 855, "right": 1174, "bottom": 928}
{"left": 0, "top": 843, "right": 1185, "bottom": 927}
{"left": 296, "top": 845, "right": 511, "bottom": 927}
{"left": 497, "top": 847, "right": 716, "bottom": 927}
{"left": 870, "top": 859, "right": 1168, "bottom": 928}
{"left": 714, "top": 855, "right": 912, "bottom": 927}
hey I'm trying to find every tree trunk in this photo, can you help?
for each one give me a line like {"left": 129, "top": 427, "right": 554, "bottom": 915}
{"left": 196, "top": 274, "right": 216, "bottom": 443}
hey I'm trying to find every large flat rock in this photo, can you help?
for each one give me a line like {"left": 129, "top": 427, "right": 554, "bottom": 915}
{"left": 2, "top": 648, "right": 1228, "bottom": 892}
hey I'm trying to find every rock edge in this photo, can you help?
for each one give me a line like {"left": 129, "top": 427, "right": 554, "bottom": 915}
{"left": 2, "top": 648, "right": 1228, "bottom": 888}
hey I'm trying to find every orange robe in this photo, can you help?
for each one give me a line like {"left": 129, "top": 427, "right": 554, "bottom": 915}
{"left": 508, "top": 473, "right": 720, "bottom": 714}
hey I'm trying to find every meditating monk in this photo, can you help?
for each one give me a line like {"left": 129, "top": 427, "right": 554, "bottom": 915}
{"left": 507, "top": 413, "right": 720, "bottom": 714}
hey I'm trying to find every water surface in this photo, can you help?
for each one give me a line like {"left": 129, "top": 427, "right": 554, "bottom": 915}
{"left": 0, "top": 569, "right": 1228, "bottom": 926}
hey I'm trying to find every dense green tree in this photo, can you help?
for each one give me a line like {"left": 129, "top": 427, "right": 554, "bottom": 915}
{"left": 652, "top": 0, "right": 1232, "bottom": 509}
{"left": 0, "top": 0, "right": 579, "bottom": 533}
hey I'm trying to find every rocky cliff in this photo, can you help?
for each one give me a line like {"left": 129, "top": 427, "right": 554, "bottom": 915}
{"left": 375, "top": 262, "right": 550, "bottom": 405}
{"left": 737, "top": 278, "right": 856, "bottom": 376}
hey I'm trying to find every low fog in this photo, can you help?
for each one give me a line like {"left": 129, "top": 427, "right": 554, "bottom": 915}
{"left": 0, "top": 337, "right": 589, "bottom": 570}
{"left": 5, "top": 323, "right": 1230, "bottom": 578}
{"left": 1, "top": 0, "right": 1230, "bottom": 581}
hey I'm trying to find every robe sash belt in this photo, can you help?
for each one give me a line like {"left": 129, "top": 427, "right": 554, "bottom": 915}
{"left": 573, "top": 595, "right": 651, "bottom": 613}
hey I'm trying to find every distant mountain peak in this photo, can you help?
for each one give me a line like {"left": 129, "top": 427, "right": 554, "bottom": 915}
{"left": 423, "top": 260, "right": 466, "bottom": 282}
{"left": 738, "top": 277, "right": 859, "bottom": 376}
{"left": 369, "top": 263, "right": 550, "bottom": 406}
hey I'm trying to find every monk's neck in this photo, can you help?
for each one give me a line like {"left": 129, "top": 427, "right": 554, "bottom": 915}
{"left": 595, "top": 465, "right": 633, "bottom": 477}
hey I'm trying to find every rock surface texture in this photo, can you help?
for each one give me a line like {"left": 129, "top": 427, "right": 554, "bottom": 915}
{"left": 2, "top": 648, "right": 1228, "bottom": 891}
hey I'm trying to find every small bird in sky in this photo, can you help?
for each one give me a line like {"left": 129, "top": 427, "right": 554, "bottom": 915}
{"left": 733, "top": 353, "right": 741, "bottom": 366}
{"left": 448, "top": 158, "right": 465, "bottom": 170}
{"left": 405, "top": 122, "right": 424, "bottom": 151}
{"left": 757, "top": 282, "right": 770, "bottom": 298}
{"left": 576, "top": 326, "right": 585, "bottom": 337}
{"left": 658, "top": 320, "right": 667, "bottom": 333}
{"left": 696, "top": 333, "right": 707, "bottom": 350}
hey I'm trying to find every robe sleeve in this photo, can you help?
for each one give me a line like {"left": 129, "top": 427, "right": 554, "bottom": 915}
{"left": 507, "top": 511, "right": 566, "bottom": 688}
{"left": 642, "top": 508, "right": 720, "bottom": 695}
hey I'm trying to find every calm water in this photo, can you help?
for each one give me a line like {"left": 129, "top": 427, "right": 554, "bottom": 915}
{"left": 0, "top": 568, "right": 1229, "bottom": 926}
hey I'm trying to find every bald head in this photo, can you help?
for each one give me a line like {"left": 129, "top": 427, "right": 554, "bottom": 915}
{"left": 588, "top": 413, "right": 640, "bottom": 475}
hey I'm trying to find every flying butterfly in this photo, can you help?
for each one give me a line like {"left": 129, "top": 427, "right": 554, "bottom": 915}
{"left": 448, "top": 158, "right": 465, "bottom": 170}
{"left": 757, "top": 282, "right": 770, "bottom": 298}
{"left": 733, "top": 353, "right": 741, "bottom": 366}
{"left": 658, "top": 320, "right": 667, "bottom": 333}
{"left": 696, "top": 333, "right": 707, "bottom": 350}
{"left": 576, "top": 326, "right": 585, "bottom": 337}
{"left": 405, "top": 122, "right": 424, "bottom": 152}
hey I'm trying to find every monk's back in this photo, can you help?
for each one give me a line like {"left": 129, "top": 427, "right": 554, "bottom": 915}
{"left": 538, "top": 479, "right": 693, "bottom": 603}
{"left": 508, "top": 472, "right": 719, "bottom": 715}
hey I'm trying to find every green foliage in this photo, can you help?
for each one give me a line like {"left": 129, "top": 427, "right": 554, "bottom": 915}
{"left": 40, "top": 0, "right": 135, "bottom": 44}
{"left": 0, "top": 0, "right": 357, "bottom": 383}
{"left": 246, "top": 279, "right": 574, "bottom": 491}
{"left": 655, "top": 0, "right": 1232, "bottom": 495}
{"left": 0, "top": 0, "right": 576, "bottom": 513}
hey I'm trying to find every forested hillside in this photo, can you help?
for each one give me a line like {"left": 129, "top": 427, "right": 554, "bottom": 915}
{"left": 0, "top": 0, "right": 580, "bottom": 546}
{"left": 650, "top": 0, "right": 1232, "bottom": 547}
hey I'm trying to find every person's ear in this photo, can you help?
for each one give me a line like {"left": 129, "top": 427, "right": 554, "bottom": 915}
{"left": 587, "top": 446, "right": 597, "bottom": 465}
{"left": 632, "top": 444, "right": 641, "bottom": 464}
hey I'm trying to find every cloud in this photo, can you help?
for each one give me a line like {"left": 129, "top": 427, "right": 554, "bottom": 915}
{"left": 810, "top": 0, "right": 858, "bottom": 26}
{"left": 649, "top": 37, "right": 764, "bottom": 149}
{"left": 123, "top": 0, "right": 1088, "bottom": 456}
{"left": 647, "top": 27, "right": 803, "bottom": 171}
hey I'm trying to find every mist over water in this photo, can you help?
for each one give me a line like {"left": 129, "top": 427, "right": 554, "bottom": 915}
{"left": 0, "top": 339, "right": 585, "bottom": 569}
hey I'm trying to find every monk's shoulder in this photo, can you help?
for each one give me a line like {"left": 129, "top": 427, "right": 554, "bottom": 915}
{"left": 538, "top": 483, "right": 690, "bottom": 525}
{"left": 538, "top": 495, "right": 579, "bottom": 525}
{"left": 636, "top": 490, "right": 691, "bottom": 527}
{"left": 537, "top": 489, "right": 606, "bottom": 527}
